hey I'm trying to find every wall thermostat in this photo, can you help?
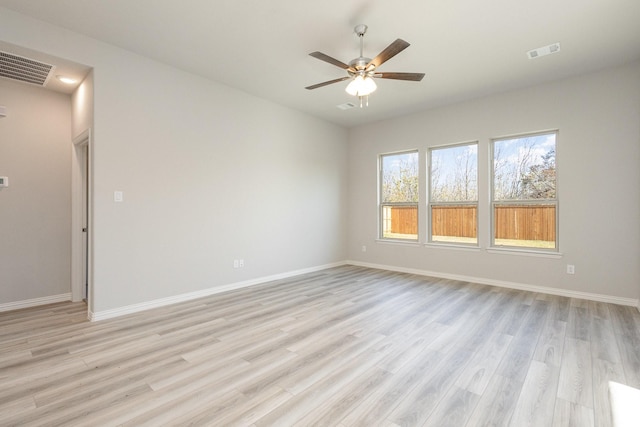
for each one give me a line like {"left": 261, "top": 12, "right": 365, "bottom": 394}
{"left": 0, "top": 177, "right": 9, "bottom": 187}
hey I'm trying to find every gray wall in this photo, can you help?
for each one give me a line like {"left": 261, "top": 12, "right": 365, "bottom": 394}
{"left": 0, "top": 7, "right": 348, "bottom": 315}
{"left": 0, "top": 79, "right": 72, "bottom": 303}
{"left": 348, "top": 61, "right": 640, "bottom": 301}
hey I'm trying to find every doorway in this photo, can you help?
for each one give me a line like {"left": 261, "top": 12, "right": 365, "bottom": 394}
{"left": 72, "top": 130, "right": 91, "bottom": 313}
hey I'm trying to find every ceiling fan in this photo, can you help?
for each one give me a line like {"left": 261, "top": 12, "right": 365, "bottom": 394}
{"left": 305, "top": 24, "right": 425, "bottom": 107}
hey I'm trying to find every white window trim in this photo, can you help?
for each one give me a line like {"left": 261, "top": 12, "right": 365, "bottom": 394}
{"left": 487, "top": 247, "right": 563, "bottom": 259}
{"left": 379, "top": 150, "right": 420, "bottom": 242}
{"left": 490, "top": 130, "right": 559, "bottom": 251}
{"left": 427, "top": 141, "right": 479, "bottom": 247}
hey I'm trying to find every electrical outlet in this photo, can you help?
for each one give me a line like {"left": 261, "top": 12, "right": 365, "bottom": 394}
{"left": 566, "top": 264, "right": 575, "bottom": 275}
{"left": 362, "top": 245, "right": 367, "bottom": 252}
{"left": 239, "top": 259, "right": 244, "bottom": 268}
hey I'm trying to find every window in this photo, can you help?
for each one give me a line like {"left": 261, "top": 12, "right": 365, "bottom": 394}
{"left": 491, "top": 131, "right": 557, "bottom": 250}
{"left": 428, "top": 142, "right": 478, "bottom": 245}
{"left": 380, "top": 151, "right": 419, "bottom": 240}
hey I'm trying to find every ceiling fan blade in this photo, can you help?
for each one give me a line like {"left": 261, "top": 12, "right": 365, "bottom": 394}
{"left": 305, "top": 76, "right": 351, "bottom": 90}
{"left": 309, "top": 51, "right": 351, "bottom": 70}
{"left": 376, "top": 72, "right": 425, "bottom": 81}
{"left": 367, "top": 39, "right": 411, "bottom": 70}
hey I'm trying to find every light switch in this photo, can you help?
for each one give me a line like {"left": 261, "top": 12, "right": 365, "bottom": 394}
{"left": 114, "top": 191, "right": 123, "bottom": 202}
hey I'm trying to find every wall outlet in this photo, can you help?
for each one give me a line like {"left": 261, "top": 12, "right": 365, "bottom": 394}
{"left": 566, "top": 264, "right": 575, "bottom": 275}
{"left": 239, "top": 259, "right": 244, "bottom": 268}
{"left": 361, "top": 245, "right": 367, "bottom": 252}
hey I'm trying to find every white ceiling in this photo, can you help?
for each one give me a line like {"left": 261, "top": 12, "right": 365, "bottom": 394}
{"left": 1, "top": 0, "right": 639, "bottom": 128}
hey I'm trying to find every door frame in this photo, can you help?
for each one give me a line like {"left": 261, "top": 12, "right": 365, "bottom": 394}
{"left": 71, "top": 129, "right": 92, "bottom": 313}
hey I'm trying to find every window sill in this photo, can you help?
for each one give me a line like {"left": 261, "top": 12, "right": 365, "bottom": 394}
{"left": 424, "top": 243, "right": 481, "bottom": 252}
{"left": 486, "top": 247, "right": 563, "bottom": 259}
{"left": 375, "top": 239, "right": 421, "bottom": 247}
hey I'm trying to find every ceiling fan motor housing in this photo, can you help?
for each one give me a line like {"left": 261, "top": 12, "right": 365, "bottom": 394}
{"left": 349, "top": 57, "right": 372, "bottom": 74}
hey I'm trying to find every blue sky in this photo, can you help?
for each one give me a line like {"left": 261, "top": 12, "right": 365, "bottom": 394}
{"left": 494, "top": 133, "right": 556, "bottom": 168}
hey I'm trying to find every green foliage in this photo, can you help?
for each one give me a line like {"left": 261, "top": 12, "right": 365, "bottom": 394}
{"left": 382, "top": 154, "right": 419, "bottom": 203}
{"left": 430, "top": 144, "right": 478, "bottom": 202}
{"left": 494, "top": 136, "right": 556, "bottom": 200}
{"left": 520, "top": 150, "right": 556, "bottom": 199}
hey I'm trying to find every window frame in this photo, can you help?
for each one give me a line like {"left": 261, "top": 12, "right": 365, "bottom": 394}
{"left": 378, "top": 150, "right": 419, "bottom": 242}
{"left": 427, "top": 141, "right": 479, "bottom": 246}
{"left": 490, "top": 130, "right": 559, "bottom": 251}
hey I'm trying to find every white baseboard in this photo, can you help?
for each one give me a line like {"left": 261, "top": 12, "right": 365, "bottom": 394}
{"left": 346, "top": 260, "right": 639, "bottom": 307}
{"left": 25, "top": 260, "right": 635, "bottom": 321}
{"left": 0, "top": 293, "right": 72, "bottom": 313}
{"left": 90, "top": 261, "right": 347, "bottom": 321}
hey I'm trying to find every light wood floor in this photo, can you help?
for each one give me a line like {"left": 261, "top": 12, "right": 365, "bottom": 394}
{"left": 2, "top": 266, "right": 640, "bottom": 426}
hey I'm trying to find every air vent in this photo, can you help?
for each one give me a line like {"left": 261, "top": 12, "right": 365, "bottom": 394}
{"left": 337, "top": 102, "right": 356, "bottom": 110}
{"left": 0, "top": 51, "right": 55, "bottom": 86}
{"left": 527, "top": 43, "right": 561, "bottom": 60}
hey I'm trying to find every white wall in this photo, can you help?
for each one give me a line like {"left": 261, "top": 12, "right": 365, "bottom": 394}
{"left": 348, "top": 61, "right": 640, "bottom": 301}
{"left": 72, "top": 71, "right": 94, "bottom": 140}
{"left": 0, "top": 8, "right": 348, "bottom": 315}
{"left": 0, "top": 79, "right": 72, "bottom": 304}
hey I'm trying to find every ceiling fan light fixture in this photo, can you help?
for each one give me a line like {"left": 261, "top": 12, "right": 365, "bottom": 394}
{"left": 345, "top": 75, "right": 377, "bottom": 96}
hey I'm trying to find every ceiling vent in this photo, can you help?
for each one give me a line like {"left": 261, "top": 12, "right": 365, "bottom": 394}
{"left": 337, "top": 102, "right": 356, "bottom": 110}
{"left": 527, "top": 43, "right": 561, "bottom": 60}
{"left": 0, "top": 51, "right": 55, "bottom": 86}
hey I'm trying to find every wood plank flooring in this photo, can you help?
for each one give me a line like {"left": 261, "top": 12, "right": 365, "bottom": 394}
{"left": 1, "top": 265, "right": 640, "bottom": 426}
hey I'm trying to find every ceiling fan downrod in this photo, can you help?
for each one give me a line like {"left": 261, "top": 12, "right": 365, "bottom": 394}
{"left": 349, "top": 24, "right": 372, "bottom": 74}
{"left": 351, "top": 24, "right": 374, "bottom": 107}
{"left": 355, "top": 24, "right": 367, "bottom": 58}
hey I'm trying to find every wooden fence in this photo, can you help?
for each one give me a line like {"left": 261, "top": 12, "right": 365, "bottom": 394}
{"left": 387, "top": 206, "right": 418, "bottom": 235}
{"left": 431, "top": 205, "right": 477, "bottom": 238}
{"left": 494, "top": 205, "right": 556, "bottom": 242}
{"left": 385, "top": 205, "right": 556, "bottom": 241}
